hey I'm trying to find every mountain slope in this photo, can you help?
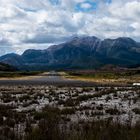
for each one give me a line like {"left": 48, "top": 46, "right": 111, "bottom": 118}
{"left": 0, "top": 36, "right": 140, "bottom": 70}
{"left": 0, "top": 53, "right": 24, "bottom": 67}
{"left": 0, "top": 62, "right": 17, "bottom": 71}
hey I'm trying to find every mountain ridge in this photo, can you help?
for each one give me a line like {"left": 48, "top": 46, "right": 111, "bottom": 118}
{"left": 0, "top": 36, "right": 140, "bottom": 70}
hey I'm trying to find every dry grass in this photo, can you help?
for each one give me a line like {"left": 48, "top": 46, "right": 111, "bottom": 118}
{"left": 0, "top": 76, "right": 44, "bottom": 80}
{"left": 63, "top": 72, "right": 140, "bottom": 85}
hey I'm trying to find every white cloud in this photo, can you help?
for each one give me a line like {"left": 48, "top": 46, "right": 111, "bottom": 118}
{"left": 0, "top": 0, "right": 140, "bottom": 55}
{"left": 109, "top": 1, "right": 140, "bottom": 20}
{"left": 80, "top": 3, "right": 92, "bottom": 9}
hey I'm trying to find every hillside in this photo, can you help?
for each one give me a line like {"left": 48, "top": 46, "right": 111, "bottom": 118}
{"left": 0, "top": 62, "right": 17, "bottom": 71}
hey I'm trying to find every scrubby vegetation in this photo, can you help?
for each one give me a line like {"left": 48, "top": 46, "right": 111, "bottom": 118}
{"left": 0, "top": 85, "right": 139, "bottom": 139}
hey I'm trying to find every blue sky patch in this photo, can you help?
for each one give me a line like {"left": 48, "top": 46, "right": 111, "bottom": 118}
{"left": 75, "top": 1, "right": 97, "bottom": 12}
{"left": 49, "top": 0, "right": 59, "bottom": 5}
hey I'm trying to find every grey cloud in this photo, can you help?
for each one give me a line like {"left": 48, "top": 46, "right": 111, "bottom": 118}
{"left": 0, "top": 38, "right": 11, "bottom": 46}
{"left": 24, "top": 33, "right": 71, "bottom": 44}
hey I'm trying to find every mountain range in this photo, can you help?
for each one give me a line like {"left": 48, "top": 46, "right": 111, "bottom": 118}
{"left": 0, "top": 36, "right": 140, "bottom": 70}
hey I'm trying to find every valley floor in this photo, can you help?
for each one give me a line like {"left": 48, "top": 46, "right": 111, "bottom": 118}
{"left": 0, "top": 71, "right": 139, "bottom": 139}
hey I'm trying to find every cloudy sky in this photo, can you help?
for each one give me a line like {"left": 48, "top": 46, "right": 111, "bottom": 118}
{"left": 0, "top": 0, "right": 140, "bottom": 55}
